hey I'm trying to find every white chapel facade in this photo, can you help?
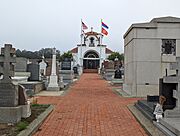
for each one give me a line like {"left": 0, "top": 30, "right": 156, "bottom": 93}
{"left": 71, "top": 30, "right": 113, "bottom": 73}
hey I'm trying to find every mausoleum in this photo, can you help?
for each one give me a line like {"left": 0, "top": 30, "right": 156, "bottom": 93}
{"left": 123, "top": 16, "right": 180, "bottom": 97}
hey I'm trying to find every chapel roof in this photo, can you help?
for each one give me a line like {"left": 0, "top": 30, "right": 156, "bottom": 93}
{"left": 106, "top": 48, "right": 113, "bottom": 54}
{"left": 85, "top": 31, "right": 102, "bottom": 36}
{"left": 70, "top": 47, "right": 113, "bottom": 54}
{"left": 71, "top": 47, "right": 78, "bottom": 53}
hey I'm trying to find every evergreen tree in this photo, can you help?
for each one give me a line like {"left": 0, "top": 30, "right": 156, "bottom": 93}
{"left": 107, "top": 52, "right": 124, "bottom": 61}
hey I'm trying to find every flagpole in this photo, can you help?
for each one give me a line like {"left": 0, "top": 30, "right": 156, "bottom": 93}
{"left": 80, "top": 19, "right": 83, "bottom": 73}
{"left": 100, "top": 19, "right": 103, "bottom": 69}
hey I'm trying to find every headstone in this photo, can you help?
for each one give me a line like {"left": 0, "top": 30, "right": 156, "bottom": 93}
{"left": 103, "top": 60, "right": 114, "bottom": 69}
{"left": 59, "top": 76, "right": 64, "bottom": 89}
{"left": 61, "top": 58, "right": 71, "bottom": 70}
{"left": 27, "top": 63, "right": 39, "bottom": 81}
{"left": 39, "top": 57, "right": 47, "bottom": 82}
{"left": 73, "top": 66, "right": 79, "bottom": 78}
{"left": 39, "top": 57, "right": 47, "bottom": 77}
{"left": 15, "top": 57, "right": 27, "bottom": 72}
{"left": 59, "top": 58, "right": 73, "bottom": 84}
{"left": 47, "top": 48, "right": 59, "bottom": 91}
{"left": 14, "top": 57, "right": 30, "bottom": 83}
{"left": 102, "top": 60, "right": 115, "bottom": 81}
{"left": 114, "top": 68, "right": 122, "bottom": 79}
{"left": 73, "top": 66, "right": 78, "bottom": 75}
{"left": 59, "top": 69, "right": 74, "bottom": 84}
{"left": 0, "top": 44, "right": 31, "bottom": 123}
{"left": 111, "top": 67, "right": 123, "bottom": 86}
{"left": 0, "top": 44, "right": 17, "bottom": 107}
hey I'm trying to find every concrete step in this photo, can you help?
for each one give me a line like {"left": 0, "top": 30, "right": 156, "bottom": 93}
{"left": 83, "top": 69, "right": 98, "bottom": 73}
{"left": 160, "top": 118, "right": 180, "bottom": 136}
{"left": 153, "top": 121, "right": 177, "bottom": 136}
{"left": 135, "top": 103, "right": 155, "bottom": 121}
{"left": 137, "top": 100, "right": 156, "bottom": 113}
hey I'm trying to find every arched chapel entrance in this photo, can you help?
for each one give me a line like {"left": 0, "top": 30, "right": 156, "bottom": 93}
{"left": 83, "top": 51, "right": 100, "bottom": 73}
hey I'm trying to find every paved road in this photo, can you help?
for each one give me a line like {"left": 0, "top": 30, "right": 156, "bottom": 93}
{"left": 34, "top": 74, "right": 147, "bottom": 136}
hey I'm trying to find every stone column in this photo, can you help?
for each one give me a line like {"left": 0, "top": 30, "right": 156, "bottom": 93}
{"left": 47, "top": 48, "right": 59, "bottom": 91}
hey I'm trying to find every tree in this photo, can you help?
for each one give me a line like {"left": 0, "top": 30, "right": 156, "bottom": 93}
{"left": 107, "top": 52, "right": 124, "bottom": 61}
{"left": 15, "top": 48, "right": 61, "bottom": 59}
{"left": 59, "top": 51, "right": 73, "bottom": 61}
{"left": 16, "top": 49, "right": 22, "bottom": 57}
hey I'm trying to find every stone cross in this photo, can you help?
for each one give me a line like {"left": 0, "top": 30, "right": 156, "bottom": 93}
{"left": 0, "top": 44, "right": 18, "bottom": 107}
{"left": 163, "top": 57, "right": 180, "bottom": 117}
{"left": 0, "top": 44, "right": 16, "bottom": 83}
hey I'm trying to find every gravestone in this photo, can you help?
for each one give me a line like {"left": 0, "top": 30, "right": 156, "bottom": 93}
{"left": 104, "top": 60, "right": 114, "bottom": 69}
{"left": 73, "top": 66, "right": 79, "bottom": 78}
{"left": 59, "top": 76, "right": 64, "bottom": 89}
{"left": 27, "top": 63, "right": 39, "bottom": 81}
{"left": 14, "top": 57, "right": 30, "bottom": 83}
{"left": 39, "top": 57, "right": 47, "bottom": 80}
{"left": 0, "top": 44, "right": 31, "bottom": 123}
{"left": 47, "top": 48, "right": 59, "bottom": 91}
{"left": 103, "top": 60, "right": 115, "bottom": 81}
{"left": 73, "top": 66, "right": 78, "bottom": 75}
{"left": 114, "top": 68, "right": 122, "bottom": 79}
{"left": 59, "top": 58, "right": 74, "bottom": 84}
{"left": 111, "top": 67, "right": 123, "bottom": 86}
{"left": 61, "top": 58, "right": 71, "bottom": 70}
{"left": 0, "top": 44, "right": 17, "bottom": 107}
{"left": 15, "top": 57, "right": 27, "bottom": 72}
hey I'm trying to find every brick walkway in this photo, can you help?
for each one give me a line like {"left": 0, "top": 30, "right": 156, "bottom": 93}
{"left": 34, "top": 74, "right": 147, "bottom": 136}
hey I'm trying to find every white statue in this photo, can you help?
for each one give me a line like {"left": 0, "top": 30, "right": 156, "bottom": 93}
{"left": 153, "top": 96, "right": 166, "bottom": 122}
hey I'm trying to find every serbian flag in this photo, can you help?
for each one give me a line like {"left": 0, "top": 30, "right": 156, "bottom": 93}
{"left": 82, "top": 21, "right": 88, "bottom": 30}
{"left": 102, "top": 22, "right": 109, "bottom": 29}
{"left": 102, "top": 27, "right": 108, "bottom": 35}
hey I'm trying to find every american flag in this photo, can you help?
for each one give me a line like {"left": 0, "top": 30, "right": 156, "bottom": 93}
{"left": 82, "top": 21, "right": 88, "bottom": 30}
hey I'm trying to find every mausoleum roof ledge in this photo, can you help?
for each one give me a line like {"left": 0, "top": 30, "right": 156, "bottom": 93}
{"left": 150, "top": 16, "right": 180, "bottom": 23}
{"left": 123, "top": 23, "right": 157, "bottom": 38}
{"left": 124, "top": 16, "right": 180, "bottom": 38}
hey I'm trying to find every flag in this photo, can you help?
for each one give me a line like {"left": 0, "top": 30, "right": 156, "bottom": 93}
{"left": 82, "top": 21, "right": 88, "bottom": 30}
{"left": 102, "top": 22, "right": 109, "bottom": 29}
{"left": 101, "top": 27, "right": 108, "bottom": 35}
{"left": 101, "top": 20, "right": 109, "bottom": 36}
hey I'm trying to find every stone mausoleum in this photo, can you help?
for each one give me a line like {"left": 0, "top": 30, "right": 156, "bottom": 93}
{"left": 123, "top": 16, "right": 180, "bottom": 97}
{"left": 71, "top": 29, "right": 113, "bottom": 74}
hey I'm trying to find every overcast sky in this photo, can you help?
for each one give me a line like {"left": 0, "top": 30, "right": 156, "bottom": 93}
{"left": 0, "top": 0, "right": 180, "bottom": 53}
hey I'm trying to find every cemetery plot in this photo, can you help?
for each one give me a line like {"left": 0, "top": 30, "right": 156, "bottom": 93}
{"left": 0, "top": 104, "right": 50, "bottom": 136}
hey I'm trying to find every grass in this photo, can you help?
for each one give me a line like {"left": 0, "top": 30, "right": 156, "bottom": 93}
{"left": 31, "top": 104, "right": 50, "bottom": 108}
{"left": 16, "top": 121, "right": 29, "bottom": 131}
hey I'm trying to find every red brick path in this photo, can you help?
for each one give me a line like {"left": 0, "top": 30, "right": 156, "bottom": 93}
{"left": 34, "top": 74, "right": 147, "bottom": 136}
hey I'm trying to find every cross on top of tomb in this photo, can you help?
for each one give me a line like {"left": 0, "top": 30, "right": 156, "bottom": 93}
{"left": 0, "top": 44, "right": 16, "bottom": 83}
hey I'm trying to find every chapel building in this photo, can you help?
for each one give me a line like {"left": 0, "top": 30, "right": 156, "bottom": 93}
{"left": 71, "top": 30, "right": 113, "bottom": 73}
